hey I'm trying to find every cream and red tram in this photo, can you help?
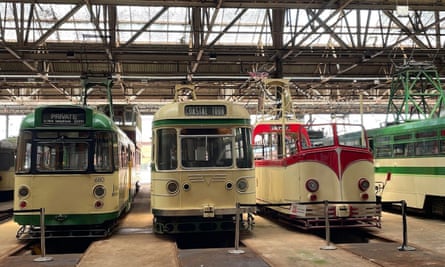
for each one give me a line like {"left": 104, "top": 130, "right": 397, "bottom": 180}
{"left": 253, "top": 119, "right": 381, "bottom": 229}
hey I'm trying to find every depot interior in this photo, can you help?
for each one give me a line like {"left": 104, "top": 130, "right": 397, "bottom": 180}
{"left": 0, "top": 1, "right": 444, "bottom": 146}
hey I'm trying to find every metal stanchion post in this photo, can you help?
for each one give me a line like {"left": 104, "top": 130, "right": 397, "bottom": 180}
{"left": 320, "top": 200, "right": 336, "bottom": 250}
{"left": 34, "top": 208, "right": 53, "bottom": 262}
{"left": 228, "top": 202, "right": 245, "bottom": 254}
{"left": 398, "top": 200, "right": 416, "bottom": 251}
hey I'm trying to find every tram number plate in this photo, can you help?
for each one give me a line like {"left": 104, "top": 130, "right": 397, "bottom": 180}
{"left": 336, "top": 204, "right": 351, "bottom": 217}
{"left": 203, "top": 205, "right": 215, "bottom": 218}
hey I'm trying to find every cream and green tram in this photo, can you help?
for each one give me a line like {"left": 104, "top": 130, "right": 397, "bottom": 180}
{"left": 368, "top": 117, "right": 445, "bottom": 216}
{"left": 14, "top": 105, "right": 137, "bottom": 239}
{"left": 151, "top": 100, "right": 255, "bottom": 234}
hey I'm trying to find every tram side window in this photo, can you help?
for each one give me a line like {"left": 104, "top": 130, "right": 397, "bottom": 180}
{"left": 393, "top": 144, "right": 405, "bottom": 157}
{"left": 157, "top": 128, "right": 177, "bottom": 170}
{"left": 286, "top": 133, "right": 298, "bottom": 156}
{"left": 415, "top": 140, "right": 439, "bottom": 156}
{"left": 440, "top": 140, "right": 445, "bottom": 153}
{"left": 16, "top": 131, "right": 32, "bottom": 173}
{"left": 235, "top": 128, "right": 252, "bottom": 168}
{"left": 253, "top": 133, "right": 278, "bottom": 160}
{"left": 375, "top": 144, "right": 392, "bottom": 158}
{"left": 95, "top": 132, "right": 114, "bottom": 172}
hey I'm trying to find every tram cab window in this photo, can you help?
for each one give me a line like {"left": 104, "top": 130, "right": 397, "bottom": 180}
{"left": 156, "top": 128, "right": 177, "bottom": 170}
{"left": 35, "top": 142, "right": 89, "bottom": 172}
{"left": 179, "top": 128, "right": 245, "bottom": 168}
{"left": 16, "top": 131, "right": 94, "bottom": 173}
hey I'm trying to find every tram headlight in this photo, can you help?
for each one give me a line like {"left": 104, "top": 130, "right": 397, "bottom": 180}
{"left": 358, "top": 178, "right": 370, "bottom": 192}
{"left": 166, "top": 180, "right": 179, "bottom": 194}
{"left": 305, "top": 179, "right": 319, "bottom": 192}
{"left": 93, "top": 185, "right": 106, "bottom": 199}
{"left": 18, "top": 185, "right": 30, "bottom": 198}
{"left": 236, "top": 178, "right": 248, "bottom": 192}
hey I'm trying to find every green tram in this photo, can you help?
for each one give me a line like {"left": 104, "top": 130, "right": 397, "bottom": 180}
{"left": 368, "top": 117, "right": 445, "bottom": 216}
{"left": 13, "top": 105, "right": 138, "bottom": 239}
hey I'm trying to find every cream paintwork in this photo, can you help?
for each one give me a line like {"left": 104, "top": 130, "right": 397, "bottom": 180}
{"left": 151, "top": 169, "right": 255, "bottom": 215}
{"left": 256, "top": 160, "right": 376, "bottom": 218}
{"left": 375, "top": 157, "right": 444, "bottom": 168}
{"left": 14, "top": 170, "right": 131, "bottom": 215}
{"left": 342, "top": 160, "right": 376, "bottom": 201}
{"left": 375, "top": 157, "right": 445, "bottom": 209}
{"left": 256, "top": 162, "right": 340, "bottom": 203}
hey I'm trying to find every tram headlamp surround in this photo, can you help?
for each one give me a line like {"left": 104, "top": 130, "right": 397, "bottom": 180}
{"left": 166, "top": 180, "right": 179, "bottom": 194}
{"left": 236, "top": 178, "right": 248, "bottom": 192}
{"left": 305, "top": 179, "right": 319, "bottom": 193}
{"left": 18, "top": 185, "right": 30, "bottom": 198}
{"left": 358, "top": 178, "right": 370, "bottom": 192}
{"left": 225, "top": 181, "right": 233, "bottom": 190}
{"left": 183, "top": 183, "right": 191, "bottom": 191}
{"left": 93, "top": 185, "right": 106, "bottom": 199}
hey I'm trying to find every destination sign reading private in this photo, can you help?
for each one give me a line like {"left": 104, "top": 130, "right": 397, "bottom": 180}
{"left": 42, "top": 108, "right": 86, "bottom": 126}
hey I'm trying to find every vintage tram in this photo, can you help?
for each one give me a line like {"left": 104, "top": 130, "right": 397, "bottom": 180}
{"left": 13, "top": 105, "right": 138, "bottom": 239}
{"left": 254, "top": 120, "right": 381, "bottom": 229}
{"left": 253, "top": 79, "right": 381, "bottom": 229}
{"left": 151, "top": 85, "right": 255, "bottom": 234}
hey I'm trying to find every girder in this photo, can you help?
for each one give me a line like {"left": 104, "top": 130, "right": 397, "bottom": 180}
{"left": 0, "top": 1, "right": 445, "bottom": 115}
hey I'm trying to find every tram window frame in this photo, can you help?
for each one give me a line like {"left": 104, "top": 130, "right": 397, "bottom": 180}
{"left": 375, "top": 144, "right": 392, "bottom": 158}
{"left": 16, "top": 131, "right": 32, "bottom": 173}
{"left": 156, "top": 128, "right": 177, "bottom": 170}
{"left": 253, "top": 133, "right": 279, "bottom": 160}
{"left": 337, "top": 125, "right": 368, "bottom": 148}
{"left": 304, "top": 125, "right": 334, "bottom": 148}
{"left": 393, "top": 143, "right": 406, "bottom": 157}
{"left": 415, "top": 140, "right": 439, "bottom": 156}
{"left": 94, "top": 131, "right": 115, "bottom": 173}
{"left": 254, "top": 131, "right": 299, "bottom": 160}
{"left": 180, "top": 132, "right": 234, "bottom": 168}
{"left": 234, "top": 127, "right": 252, "bottom": 168}
{"left": 34, "top": 141, "right": 90, "bottom": 172}
{"left": 440, "top": 140, "right": 445, "bottom": 153}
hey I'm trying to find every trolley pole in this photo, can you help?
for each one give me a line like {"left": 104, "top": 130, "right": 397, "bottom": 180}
{"left": 33, "top": 208, "right": 53, "bottom": 262}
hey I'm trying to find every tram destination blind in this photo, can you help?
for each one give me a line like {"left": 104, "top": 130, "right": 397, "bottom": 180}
{"left": 41, "top": 108, "right": 86, "bottom": 126}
